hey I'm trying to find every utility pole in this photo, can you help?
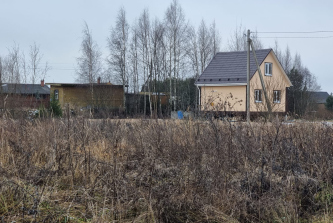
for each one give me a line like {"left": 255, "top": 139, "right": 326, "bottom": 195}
{"left": 250, "top": 41, "right": 272, "bottom": 117}
{"left": 247, "top": 30, "right": 251, "bottom": 122}
{"left": 247, "top": 30, "right": 272, "bottom": 121}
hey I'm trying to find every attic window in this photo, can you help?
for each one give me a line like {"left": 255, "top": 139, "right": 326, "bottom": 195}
{"left": 219, "top": 79, "right": 221, "bottom": 81}
{"left": 228, "top": 78, "right": 230, "bottom": 81}
{"left": 198, "top": 79, "right": 200, "bottom": 81}
{"left": 204, "top": 79, "right": 206, "bottom": 81}
{"left": 210, "top": 79, "right": 212, "bottom": 81}
{"left": 237, "top": 78, "right": 239, "bottom": 81}
{"left": 265, "top": 63, "right": 273, "bottom": 76}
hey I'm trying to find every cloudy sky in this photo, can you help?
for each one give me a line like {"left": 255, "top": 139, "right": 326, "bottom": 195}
{"left": 1, "top": 0, "right": 332, "bottom": 93}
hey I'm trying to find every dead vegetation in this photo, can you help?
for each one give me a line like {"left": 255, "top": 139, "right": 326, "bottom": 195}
{"left": 0, "top": 118, "right": 333, "bottom": 222}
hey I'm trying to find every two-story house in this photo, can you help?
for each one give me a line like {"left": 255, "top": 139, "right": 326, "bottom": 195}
{"left": 195, "top": 49, "right": 292, "bottom": 115}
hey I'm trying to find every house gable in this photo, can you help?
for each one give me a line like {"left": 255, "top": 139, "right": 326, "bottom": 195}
{"left": 249, "top": 50, "right": 292, "bottom": 112}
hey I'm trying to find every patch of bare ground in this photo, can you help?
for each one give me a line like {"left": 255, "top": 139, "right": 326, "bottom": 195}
{"left": 0, "top": 117, "right": 333, "bottom": 222}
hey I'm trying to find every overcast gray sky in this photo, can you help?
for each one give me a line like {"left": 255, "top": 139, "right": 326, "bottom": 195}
{"left": 1, "top": 0, "right": 332, "bottom": 93}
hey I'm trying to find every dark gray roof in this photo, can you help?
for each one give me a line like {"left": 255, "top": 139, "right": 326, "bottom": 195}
{"left": 195, "top": 49, "right": 272, "bottom": 85}
{"left": 0, "top": 83, "right": 50, "bottom": 95}
{"left": 309, "top": 91, "right": 330, "bottom": 104}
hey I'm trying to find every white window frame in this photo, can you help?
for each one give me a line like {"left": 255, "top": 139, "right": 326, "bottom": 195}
{"left": 54, "top": 89, "right": 59, "bottom": 100}
{"left": 265, "top": 62, "right": 272, "bottom": 76}
{"left": 273, "top": 90, "right": 281, "bottom": 103}
{"left": 255, "top": 89, "right": 262, "bottom": 103}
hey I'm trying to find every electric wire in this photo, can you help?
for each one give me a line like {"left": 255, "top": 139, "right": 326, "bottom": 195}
{"left": 252, "top": 30, "right": 333, "bottom": 39}
{"left": 254, "top": 31, "right": 333, "bottom": 34}
{"left": 257, "top": 36, "right": 333, "bottom": 39}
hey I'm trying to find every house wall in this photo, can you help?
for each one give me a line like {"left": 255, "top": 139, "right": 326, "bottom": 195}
{"left": 199, "top": 51, "right": 291, "bottom": 113}
{"left": 250, "top": 51, "right": 290, "bottom": 112}
{"left": 0, "top": 94, "right": 50, "bottom": 109}
{"left": 200, "top": 85, "right": 246, "bottom": 112}
{"left": 317, "top": 103, "right": 326, "bottom": 112}
{"left": 50, "top": 85, "right": 124, "bottom": 109}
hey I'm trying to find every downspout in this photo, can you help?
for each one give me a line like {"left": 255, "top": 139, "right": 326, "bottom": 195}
{"left": 196, "top": 85, "right": 201, "bottom": 112}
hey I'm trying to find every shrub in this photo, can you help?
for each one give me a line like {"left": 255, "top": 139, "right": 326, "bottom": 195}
{"left": 325, "top": 94, "right": 333, "bottom": 111}
{"left": 49, "top": 94, "right": 62, "bottom": 117}
{"left": 0, "top": 119, "right": 333, "bottom": 222}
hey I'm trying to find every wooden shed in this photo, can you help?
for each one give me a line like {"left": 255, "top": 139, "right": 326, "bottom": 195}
{"left": 46, "top": 82, "right": 124, "bottom": 110}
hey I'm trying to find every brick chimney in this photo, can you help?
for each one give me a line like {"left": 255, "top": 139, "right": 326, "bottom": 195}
{"left": 97, "top": 77, "right": 101, "bottom": 84}
{"left": 41, "top": 79, "right": 44, "bottom": 87}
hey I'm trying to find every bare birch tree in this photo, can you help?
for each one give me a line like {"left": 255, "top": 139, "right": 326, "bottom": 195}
{"left": 137, "top": 8, "right": 150, "bottom": 115}
{"left": 27, "top": 42, "right": 50, "bottom": 84}
{"left": 198, "top": 20, "right": 212, "bottom": 73}
{"left": 227, "top": 24, "right": 246, "bottom": 51}
{"left": 273, "top": 40, "right": 282, "bottom": 63}
{"left": 29, "top": 43, "right": 42, "bottom": 84}
{"left": 150, "top": 18, "right": 165, "bottom": 116}
{"left": 5, "top": 43, "right": 22, "bottom": 84}
{"left": 251, "top": 30, "right": 263, "bottom": 50}
{"left": 228, "top": 24, "right": 263, "bottom": 51}
{"left": 165, "top": 0, "right": 189, "bottom": 111}
{"left": 282, "top": 46, "right": 292, "bottom": 73}
{"left": 107, "top": 7, "right": 129, "bottom": 109}
{"left": 187, "top": 26, "right": 200, "bottom": 111}
{"left": 76, "top": 22, "right": 102, "bottom": 84}
{"left": 129, "top": 25, "right": 139, "bottom": 94}
{"left": 187, "top": 26, "right": 199, "bottom": 78}
{"left": 210, "top": 20, "right": 221, "bottom": 56}
{"left": 21, "top": 52, "right": 28, "bottom": 84}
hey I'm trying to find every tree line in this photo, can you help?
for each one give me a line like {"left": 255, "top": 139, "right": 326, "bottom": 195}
{"left": 76, "top": 0, "right": 222, "bottom": 116}
{"left": 0, "top": 43, "right": 49, "bottom": 85}
{"left": 76, "top": 0, "right": 320, "bottom": 116}
{"left": 273, "top": 42, "right": 321, "bottom": 116}
{"left": 0, "top": 0, "right": 321, "bottom": 117}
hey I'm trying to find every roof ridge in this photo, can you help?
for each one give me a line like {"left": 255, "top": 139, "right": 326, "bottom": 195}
{"left": 215, "top": 48, "right": 272, "bottom": 54}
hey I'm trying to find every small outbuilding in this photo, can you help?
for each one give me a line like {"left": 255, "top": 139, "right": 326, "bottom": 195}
{"left": 46, "top": 80, "right": 124, "bottom": 110}
{"left": 0, "top": 80, "right": 50, "bottom": 109}
{"left": 309, "top": 91, "right": 330, "bottom": 111}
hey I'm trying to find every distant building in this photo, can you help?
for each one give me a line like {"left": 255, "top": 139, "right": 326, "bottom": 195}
{"left": 195, "top": 49, "right": 292, "bottom": 115}
{"left": 0, "top": 80, "right": 50, "bottom": 109}
{"left": 309, "top": 91, "right": 330, "bottom": 112}
{"left": 46, "top": 79, "right": 124, "bottom": 110}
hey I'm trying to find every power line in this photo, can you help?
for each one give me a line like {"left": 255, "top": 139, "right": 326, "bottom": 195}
{"left": 254, "top": 30, "right": 333, "bottom": 39}
{"left": 254, "top": 31, "right": 333, "bottom": 34}
{"left": 257, "top": 36, "right": 333, "bottom": 39}
{"left": 26, "top": 67, "right": 76, "bottom": 70}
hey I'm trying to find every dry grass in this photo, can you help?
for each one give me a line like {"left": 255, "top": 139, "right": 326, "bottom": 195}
{"left": 0, "top": 117, "right": 333, "bottom": 222}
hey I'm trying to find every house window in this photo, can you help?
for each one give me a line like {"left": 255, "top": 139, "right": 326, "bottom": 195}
{"left": 54, "top": 89, "right": 59, "bottom": 100}
{"left": 273, "top": 90, "right": 281, "bottom": 103}
{"left": 265, "top": 63, "right": 272, "bottom": 76}
{"left": 36, "top": 93, "right": 40, "bottom": 100}
{"left": 255, "top": 89, "right": 262, "bottom": 102}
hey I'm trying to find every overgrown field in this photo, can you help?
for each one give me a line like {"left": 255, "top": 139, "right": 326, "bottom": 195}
{"left": 0, "top": 118, "right": 333, "bottom": 222}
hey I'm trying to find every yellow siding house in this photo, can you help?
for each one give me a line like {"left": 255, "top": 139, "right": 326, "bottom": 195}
{"left": 195, "top": 49, "right": 292, "bottom": 114}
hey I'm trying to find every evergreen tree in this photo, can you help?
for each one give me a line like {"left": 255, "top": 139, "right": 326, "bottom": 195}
{"left": 49, "top": 94, "right": 62, "bottom": 117}
{"left": 325, "top": 94, "right": 333, "bottom": 111}
{"left": 287, "top": 68, "right": 305, "bottom": 115}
